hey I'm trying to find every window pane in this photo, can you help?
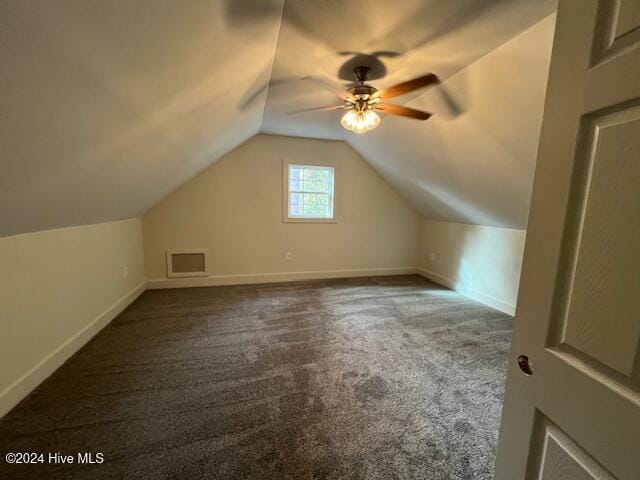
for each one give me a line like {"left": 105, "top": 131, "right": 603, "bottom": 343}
{"left": 287, "top": 165, "right": 334, "bottom": 219}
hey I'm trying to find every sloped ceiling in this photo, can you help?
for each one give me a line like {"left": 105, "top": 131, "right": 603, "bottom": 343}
{"left": 350, "top": 14, "right": 557, "bottom": 229}
{"left": 1, "top": 0, "right": 556, "bottom": 237}
{"left": 0, "top": 0, "right": 284, "bottom": 236}
{"left": 261, "top": 0, "right": 557, "bottom": 229}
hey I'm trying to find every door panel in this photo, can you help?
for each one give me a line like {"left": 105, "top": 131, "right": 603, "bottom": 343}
{"left": 495, "top": 1, "right": 640, "bottom": 479}
{"left": 532, "top": 416, "right": 616, "bottom": 480}
{"left": 554, "top": 105, "right": 640, "bottom": 378}
{"left": 612, "top": 1, "right": 640, "bottom": 42}
{"left": 593, "top": 0, "right": 640, "bottom": 61}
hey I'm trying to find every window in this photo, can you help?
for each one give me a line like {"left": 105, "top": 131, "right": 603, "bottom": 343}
{"left": 287, "top": 164, "right": 334, "bottom": 220}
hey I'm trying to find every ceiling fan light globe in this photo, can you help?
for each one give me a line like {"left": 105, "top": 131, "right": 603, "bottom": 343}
{"left": 364, "top": 110, "right": 380, "bottom": 130}
{"left": 340, "top": 109, "right": 358, "bottom": 131}
{"left": 341, "top": 109, "right": 380, "bottom": 133}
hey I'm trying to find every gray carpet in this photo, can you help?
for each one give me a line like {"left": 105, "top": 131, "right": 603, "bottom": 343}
{"left": 0, "top": 275, "right": 512, "bottom": 479}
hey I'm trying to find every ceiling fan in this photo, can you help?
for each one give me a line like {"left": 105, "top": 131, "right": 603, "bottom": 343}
{"left": 288, "top": 66, "right": 440, "bottom": 134}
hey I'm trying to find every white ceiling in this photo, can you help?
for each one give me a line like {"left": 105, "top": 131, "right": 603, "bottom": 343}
{"left": 261, "top": 0, "right": 558, "bottom": 229}
{"left": 262, "top": 0, "right": 555, "bottom": 138}
{"left": 1, "top": 0, "right": 556, "bottom": 237}
{"left": 0, "top": 0, "right": 283, "bottom": 236}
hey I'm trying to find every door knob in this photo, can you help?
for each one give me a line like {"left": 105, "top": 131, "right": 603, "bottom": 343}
{"left": 517, "top": 355, "right": 533, "bottom": 376}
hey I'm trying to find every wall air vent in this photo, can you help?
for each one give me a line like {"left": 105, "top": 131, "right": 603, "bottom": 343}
{"left": 166, "top": 249, "right": 208, "bottom": 278}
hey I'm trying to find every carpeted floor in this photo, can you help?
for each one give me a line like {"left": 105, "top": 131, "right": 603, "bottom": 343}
{"left": 0, "top": 275, "right": 513, "bottom": 479}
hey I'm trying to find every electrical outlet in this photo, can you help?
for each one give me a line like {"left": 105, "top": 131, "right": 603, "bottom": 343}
{"left": 429, "top": 252, "right": 435, "bottom": 261}
{"left": 123, "top": 266, "right": 129, "bottom": 278}
{"left": 285, "top": 252, "right": 292, "bottom": 261}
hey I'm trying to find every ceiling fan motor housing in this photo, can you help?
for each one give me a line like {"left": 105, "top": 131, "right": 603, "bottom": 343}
{"left": 347, "top": 66, "right": 381, "bottom": 111}
{"left": 346, "top": 85, "right": 380, "bottom": 112}
{"left": 348, "top": 85, "right": 377, "bottom": 97}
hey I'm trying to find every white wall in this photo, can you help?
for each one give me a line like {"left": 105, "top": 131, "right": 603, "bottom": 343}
{"left": 418, "top": 219, "right": 526, "bottom": 314}
{"left": 142, "top": 134, "right": 528, "bottom": 314}
{"left": 397, "top": 18, "right": 557, "bottom": 315}
{"left": 143, "top": 134, "right": 420, "bottom": 286}
{"left": 0, "top": 218, "right": 145, "bottom": 417}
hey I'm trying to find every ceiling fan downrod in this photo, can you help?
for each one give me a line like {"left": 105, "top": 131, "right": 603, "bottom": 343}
{"left": 353, "top": 66, "right": 371, "bottom": 85}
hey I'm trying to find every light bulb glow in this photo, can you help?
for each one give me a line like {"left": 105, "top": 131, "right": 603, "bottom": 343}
{"left": 341, "top": 109, "right": 380, "bottom": 134}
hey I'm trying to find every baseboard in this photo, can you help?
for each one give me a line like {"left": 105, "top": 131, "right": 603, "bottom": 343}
{"left": 416, "top": 267, "right": 516, "bottom": 315}
{"left": 147, "top": 267, "right": 419, "bottom": 289}
{"left": 0, "top": 280, "right": 146, "bottom": 419}
{"left": 147, "top": 267, "right": 516, "bottom": 315}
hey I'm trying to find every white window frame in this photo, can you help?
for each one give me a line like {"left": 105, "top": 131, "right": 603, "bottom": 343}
{"left": 283, "top": 160, "right": 337, "bottom": 223}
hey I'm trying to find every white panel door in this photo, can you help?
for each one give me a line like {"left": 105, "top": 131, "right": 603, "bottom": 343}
{"left": 495, "top": 1, "right": 640, "bottom": 479}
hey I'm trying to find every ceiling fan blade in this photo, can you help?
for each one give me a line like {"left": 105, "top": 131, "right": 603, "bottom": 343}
{"left": 300, "top": 76, "right": 355, "bottom": 102}
{"left": 376, "top": 73, "right": 440, "bottom": 100}
{"left": 287, "top": 105, "right": 345, "bottom": 115}
{"left": 377, "top": 103, "right": 432, "bottom": 120}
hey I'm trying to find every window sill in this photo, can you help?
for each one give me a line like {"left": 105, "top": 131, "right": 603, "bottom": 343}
{"left": 283, "top": 217, "right": 337, "bottom": 224}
